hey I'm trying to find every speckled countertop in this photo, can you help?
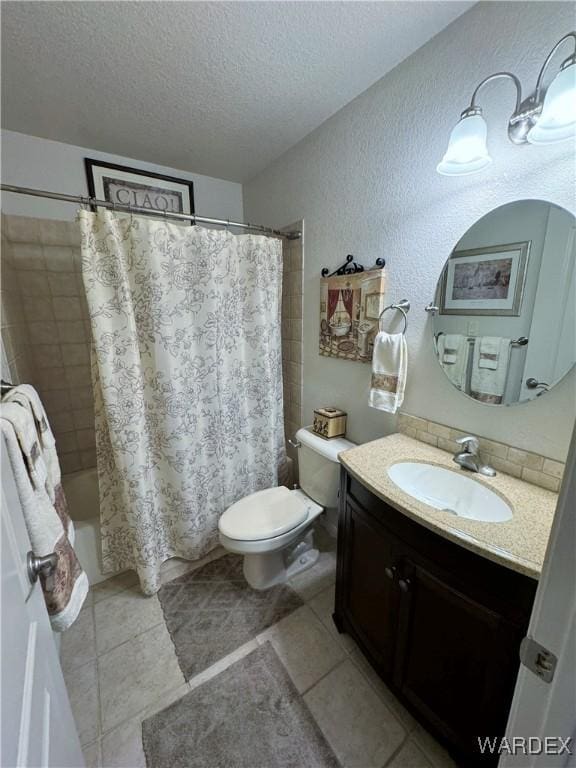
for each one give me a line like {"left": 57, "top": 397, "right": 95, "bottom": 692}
{"left": 339, "top": 433, "right": 558, "bottom": 579}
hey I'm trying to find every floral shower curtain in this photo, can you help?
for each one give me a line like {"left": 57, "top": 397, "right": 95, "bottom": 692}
{"left": 79, "top": 210, "right": 286, "bottom": 595}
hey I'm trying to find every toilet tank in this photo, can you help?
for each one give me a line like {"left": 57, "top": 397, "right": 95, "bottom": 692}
{"left": 295, "top": 427, "right": 356, "bottom": 508}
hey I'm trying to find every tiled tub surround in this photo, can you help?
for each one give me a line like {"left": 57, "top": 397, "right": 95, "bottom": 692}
{"left": 281, "top": 227, "right": 303, "bottom": 469}
{"left": 1, "top": 230, "right": 36, "bottom": 383}
{"left": 61, "top": 538, "right": 456, "bottom": 768}
{"left": 340, "top": 433, "right": 558, "bottom": 579}
{"left": 1, "top": 214, "right": 96, "bottom": 473}
{"left": 398, "top": 412, "right": 565, "bottom": 494}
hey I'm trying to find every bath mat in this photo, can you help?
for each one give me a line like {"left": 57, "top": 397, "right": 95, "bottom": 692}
{"left": 158, "top": 554, "right": 303, "bottom": 680}
{"left": 142, "top": 642, "right": 340, "bottom": 768}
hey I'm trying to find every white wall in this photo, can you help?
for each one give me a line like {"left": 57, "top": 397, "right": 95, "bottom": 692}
{"left": 1, "top": 130, "right": 243, "bottom": 222}
{"left": 244, "top": 1, "right": 575, "bottom": 461}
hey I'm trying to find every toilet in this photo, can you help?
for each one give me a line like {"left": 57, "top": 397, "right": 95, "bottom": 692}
{"left": 218, "top": 426, "right": 356, "bottom": 589}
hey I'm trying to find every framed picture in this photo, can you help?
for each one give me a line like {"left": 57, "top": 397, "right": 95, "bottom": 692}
{"left": 364, "top": 292, "right": 384, "bottom": 320}
{"left": 440, "top": 241, "right": 531, "bottom": 316}
{"left": 84, "top": 159, "right": 194, "bottom": 220}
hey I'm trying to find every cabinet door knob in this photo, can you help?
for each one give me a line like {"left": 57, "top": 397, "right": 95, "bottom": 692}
{"left": 398, "top": 578, "right": 411, "bottom": 593}
{"left": 385, "top": 566, "right": 396, "bottom": 580}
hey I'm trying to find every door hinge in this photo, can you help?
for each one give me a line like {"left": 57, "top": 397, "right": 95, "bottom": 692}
{"left": 519, "top": 636, "right": 557, "bottom": 683}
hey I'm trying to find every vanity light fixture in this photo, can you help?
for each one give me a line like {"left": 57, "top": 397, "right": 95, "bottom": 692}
{"left": 437, "top": 32, "right": 576, "bottom": 176}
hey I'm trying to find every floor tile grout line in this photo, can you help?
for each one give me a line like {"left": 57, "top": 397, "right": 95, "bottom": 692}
{"left": 94, "top": 616, "right": 167, "bottom": 660}
{"left": 299, "top": 656, "right": 348, "bottom": 698}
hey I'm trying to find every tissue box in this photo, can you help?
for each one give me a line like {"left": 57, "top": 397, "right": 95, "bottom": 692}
{"left": 312, "top": 407, "right": 347, "bottom": 439}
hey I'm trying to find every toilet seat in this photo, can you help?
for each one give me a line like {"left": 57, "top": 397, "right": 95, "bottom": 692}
{"left": 219, "top": 486, "right": 309, "bottom": 541}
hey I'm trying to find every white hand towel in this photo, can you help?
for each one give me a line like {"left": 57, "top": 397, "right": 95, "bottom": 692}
{"left": 470, "top": 337, "right": 511, "bottom": 404}
{"left": 477, "top": 336, "right": 501, "bottom": 370}
{"left": 369, "top": 331, "right": 407, "bottom": 413}
{"left": 437, "top": 334, "right": 469, "bottom": 391}
{"left": 1, "top": 406, "right": 88, "bottom": 630}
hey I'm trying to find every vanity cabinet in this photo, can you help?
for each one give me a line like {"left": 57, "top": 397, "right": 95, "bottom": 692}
{"left": 334, "top": 470, "right": 537, "bottom": 767}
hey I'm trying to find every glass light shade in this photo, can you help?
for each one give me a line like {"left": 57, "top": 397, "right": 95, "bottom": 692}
{"left": 437, "top": 113, "right": 492, "bottom": 176}
{"left": 527, "top": 60, "right": 576, "bottom": 144}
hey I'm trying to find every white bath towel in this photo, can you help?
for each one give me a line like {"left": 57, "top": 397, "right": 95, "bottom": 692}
{"left": 0, "top": 404, "right": 88, "bottom": 630}
{"left": 470, "top": 337, "right": 511, "bottom": 405}
{"left": 437, "top": 334, "right": 469, "bottom": 391}
{"left": 4, "top": 384, "right": 60, "bottom": 504}
{"left": 369, "top": 331, "right": 407, "bottom": 413}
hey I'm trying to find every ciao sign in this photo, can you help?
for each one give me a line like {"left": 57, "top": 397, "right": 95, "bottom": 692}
{"left": 85, "top": 159, "right": 194, "bottom": 220}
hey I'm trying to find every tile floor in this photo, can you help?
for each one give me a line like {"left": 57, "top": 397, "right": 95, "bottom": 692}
{"left": 61, "top": 536, "right": 456, "bottom": 768}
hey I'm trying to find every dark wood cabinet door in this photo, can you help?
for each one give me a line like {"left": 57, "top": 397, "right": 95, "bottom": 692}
{"left": 338, "top": 499, "right": 399, "bottom": 674}
{"left": 393, "top": 557, "right": 523, "bottom": 763}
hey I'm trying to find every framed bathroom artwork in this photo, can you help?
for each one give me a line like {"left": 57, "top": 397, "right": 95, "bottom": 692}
{"left": 85, "top": 159, "right": 195, "bottom": 220}
{"left": 439, "top": 241, "right": 530, "bottom": 316}
{"left": 319, "top": 268, "right": 387, "bottom": 363}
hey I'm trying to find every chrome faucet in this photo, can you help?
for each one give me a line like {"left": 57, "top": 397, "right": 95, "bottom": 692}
{"left": 453, "top": 436, "right": 496, "bottom": 477}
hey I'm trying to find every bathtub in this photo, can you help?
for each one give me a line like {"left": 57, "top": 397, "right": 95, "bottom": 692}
{"left": 62, "top": 468, "right": 108, "bottom": 585}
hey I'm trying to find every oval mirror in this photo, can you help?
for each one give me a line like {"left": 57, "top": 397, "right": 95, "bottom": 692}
{"left": 431, "top": 200, "right": 575, "bottom": 406}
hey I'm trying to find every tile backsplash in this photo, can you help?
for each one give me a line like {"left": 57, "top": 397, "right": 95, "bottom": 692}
{"left": 1, "top": 214, "right": 96, "bottom": 475}
{"left": 398, "top": 412, "right": 564, "bottom": 493}
{"left": 281, "top": 227, "right": 303, "bottom": 472}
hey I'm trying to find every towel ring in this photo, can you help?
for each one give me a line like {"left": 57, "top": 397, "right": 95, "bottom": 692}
{"left": 379, "top": 299, "right": 410, "bottom": 334}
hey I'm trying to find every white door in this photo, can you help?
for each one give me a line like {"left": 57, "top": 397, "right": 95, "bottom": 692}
{"left": 520, "top": 209, "right": 576, "bottom": 401}
{"left": 501, "top": 423, "right": 576, "bottom": 767}
{"left": 1, "top": 442, "right": 85, "bottom": 768}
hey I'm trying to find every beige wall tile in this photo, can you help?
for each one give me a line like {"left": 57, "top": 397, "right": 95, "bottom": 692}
{"left": 437, "top": 437, "right": 458, "bottom": 454}
{"left": 81, "top": 448, "right": 97, "bottom": 469}
{"left": 44, "top": 245, "right": 75, "bottom": 272}
{"left": 39, "top": 220, "right": 73, "bottom": 246}
{"left": 4, "top": 215, "right": 41, "bottom": 243}
{"left": 51, "top": 410, "right": 75, "bottom": 433}
{"left": 28, "top": 321, "right": 59, "bottom": 345}
{"left": 77, "top": 429, "right": 96, "bottom": 450}
{"left": 427, "top": 422, "right": 451, "bottom": 440}
{"left": 417, "top": 431, "right": 437, "bottom": 447}
{"left": 20, "top": 271, "right": 50, "bottom": 297}
{"left": 70, "top": 385, "right": 94, "bottom": 409}
{"left": 59, "top": 451, "right": 83, "bottom": 475}
{"left": 33, "top": 344, "right": 64, "bottom": 369}
{"left": 58, "top": 432, "right": 79, "bottom": 453}
{"left": 507, "top": 448, "right": 544, "bottom": 471}
{"left": 522, "top": 468, "right": 560, "bottom": 493}
{"left": 23, "top": 296, "right": 54, "bottom": 322}
{"left": 73, "top": 409, "right": 95, "bottom": 430}
{"left": 57, "top": 320, "right": 86, "bottom": 343}
{"left": 483, "top": 456, "right": 522, "bottom": 479}
{"left": 49, "top": 272, "right": 78, "bottom": 297}
{"left": 542, "top": 458, "right": 564, "bottom": 480}
{"left": 41, "top": 389, "right": 72, "bottom": 412}
{"left": 61, "top": 343, "right": 90, "bottom": 367}
{"left": 36, "top": 366, "right": 67, "bottom": 390}
{"left": 477, "top": 438, "right": 508, "bottom": 459}
{"left": 12, "top": 243, "right": 45, "bottom": 270}
{"left": 53, "top": 296, "right": 83, "bottom": 321}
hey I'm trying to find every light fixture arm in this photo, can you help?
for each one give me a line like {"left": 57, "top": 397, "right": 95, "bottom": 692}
{"left": 534, "top": 31, "right": 576, "bottom": 102}
{"left": 465, "top": 71, "right": 523, "bottom": 117}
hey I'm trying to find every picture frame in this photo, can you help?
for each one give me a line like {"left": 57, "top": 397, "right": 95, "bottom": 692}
{"left": 84, "top": 159, "right": 194, "bottom": 221}
{"left": 440, "top": 241, "right": 531, "bottom": 316}
{"left": 364, "top": 292, "right": 384, "bottom": 320}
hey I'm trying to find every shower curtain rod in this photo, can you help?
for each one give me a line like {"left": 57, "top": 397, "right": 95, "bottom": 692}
{"left": 0, "top": 184, "right": 302, "bottom": 240}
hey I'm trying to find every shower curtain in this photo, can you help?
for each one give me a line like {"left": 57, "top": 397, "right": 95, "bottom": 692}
{"left": 79, "top": 210, "right": 286, "bottom": 594}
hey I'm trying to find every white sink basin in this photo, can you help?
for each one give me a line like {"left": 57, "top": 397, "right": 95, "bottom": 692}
{"left": 387, "top": 462, "right": 513, "bottom": 523}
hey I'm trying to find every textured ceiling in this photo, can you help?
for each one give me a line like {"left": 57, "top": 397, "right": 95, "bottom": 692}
{"left": 1, "top": 1, "right": 473, "bottom": 182}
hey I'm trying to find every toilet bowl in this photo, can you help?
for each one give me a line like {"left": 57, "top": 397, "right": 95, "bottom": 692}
{"left": 218, "top": 427, "right": 356, "bottom": 589}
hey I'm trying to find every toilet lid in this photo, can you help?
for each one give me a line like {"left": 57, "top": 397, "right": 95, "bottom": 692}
{"left": 219, "top": 486, "right": 309, "bottom": 541}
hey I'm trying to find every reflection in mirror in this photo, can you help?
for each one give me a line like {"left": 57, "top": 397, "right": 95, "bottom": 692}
{"left": 432, "top": 200, "right": 575, "bottom": 406}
